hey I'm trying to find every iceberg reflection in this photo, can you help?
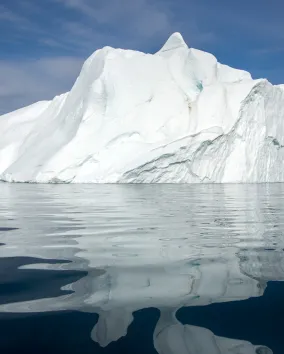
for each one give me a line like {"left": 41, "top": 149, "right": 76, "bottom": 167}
{"left": 0, "top": 183, "right": 283, "bottom": 353}
{"left": 154, "top": 309, "right": 272, "bottom": 354}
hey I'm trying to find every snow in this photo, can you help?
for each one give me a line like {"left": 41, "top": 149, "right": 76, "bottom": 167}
{"left": 1, "top": 32, "right": 284, "bottom": 183}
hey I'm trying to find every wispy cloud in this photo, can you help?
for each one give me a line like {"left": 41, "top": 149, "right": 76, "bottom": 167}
{"left": 0, "top": 57, "right": 84, "bottom": 114}
{"left": 52, "top": 0, "right": 178, "bottom": 49}
{"left": 55, "top": 0, "right": 171, "bottom": 33}
{"left": 250, "top": 47, "right": 284, "bottom": 56}
{"left": 0, "top": 4, "right": 30, "bottom": 27}
{"left": 52, "top": 0, "right": 217, "bottom": 54}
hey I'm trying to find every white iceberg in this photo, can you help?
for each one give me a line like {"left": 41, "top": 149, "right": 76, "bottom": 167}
{"left": 1, "top": 32, "right": 284, "bottom": 183}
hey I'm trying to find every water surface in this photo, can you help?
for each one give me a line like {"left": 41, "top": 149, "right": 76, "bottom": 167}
{"left": 0, "top": 183, "right": 283, "bottom": 353}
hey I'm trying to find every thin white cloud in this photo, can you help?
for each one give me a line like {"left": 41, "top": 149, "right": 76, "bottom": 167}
{"left": 250, "top": 47, "right": 284, "bottom": 56}
{"left": 0, "top": 57, "right": 84, "bottom": 114}
{"left": 53, "top": 0, "right": 216, "bottom": 51}
{"left": 0, "top": 4, "right": 30, "bottom": 27}
{"left": 54, "top": 0, "right": 176, "bottom": 41}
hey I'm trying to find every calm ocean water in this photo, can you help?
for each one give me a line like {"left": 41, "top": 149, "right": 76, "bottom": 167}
{"left": 0, "top": 183, "right": 283, "bottom": 354}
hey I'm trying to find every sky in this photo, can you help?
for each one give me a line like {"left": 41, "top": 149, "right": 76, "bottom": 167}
{"left": 1, "top": 0, "right": 284, "bottom": 114}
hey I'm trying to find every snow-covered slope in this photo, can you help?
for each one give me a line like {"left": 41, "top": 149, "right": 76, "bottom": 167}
{"left": 1, "top": 33, "right": 284, "bottom": 183}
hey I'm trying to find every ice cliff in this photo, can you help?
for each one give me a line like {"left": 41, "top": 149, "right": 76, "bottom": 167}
{"left": 1, "top": 32, "right": 284, "bottom": 183}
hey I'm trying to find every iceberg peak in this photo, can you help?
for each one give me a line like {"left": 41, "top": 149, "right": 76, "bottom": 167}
{"left": 159, "top": 32, "right": 188, "bottom": 52}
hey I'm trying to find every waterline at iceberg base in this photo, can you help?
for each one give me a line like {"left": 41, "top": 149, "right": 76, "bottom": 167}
{"left": 1, "top": 33, "right": 284, "bottom": 183}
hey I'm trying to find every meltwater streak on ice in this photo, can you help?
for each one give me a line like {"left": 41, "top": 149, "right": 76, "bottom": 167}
{"left": 0, "top": 184, "right": 283, "bottom": 353}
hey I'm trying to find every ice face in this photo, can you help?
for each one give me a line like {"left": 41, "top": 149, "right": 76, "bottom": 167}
{"left": 0, "top": 33, "right": 283, "bottom": 183}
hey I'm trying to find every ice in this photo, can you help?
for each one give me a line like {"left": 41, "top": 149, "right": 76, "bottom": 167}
{"left": 1, "top": 33, "right": 284, "bottom": 183}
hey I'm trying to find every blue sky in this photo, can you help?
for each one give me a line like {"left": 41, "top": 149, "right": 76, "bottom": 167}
{"left": 1, "top": 0, "right": 284, "bottom": 114}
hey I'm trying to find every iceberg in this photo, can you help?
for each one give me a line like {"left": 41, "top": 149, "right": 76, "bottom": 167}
{"left": 1, "top": 33, "right": 284, "bottom": 183}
